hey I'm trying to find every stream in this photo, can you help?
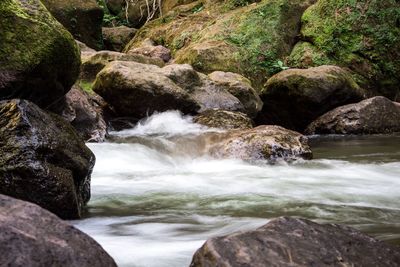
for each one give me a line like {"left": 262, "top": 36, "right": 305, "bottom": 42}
{"left": 73, "top": 111, "right": 400, "bottom": 267}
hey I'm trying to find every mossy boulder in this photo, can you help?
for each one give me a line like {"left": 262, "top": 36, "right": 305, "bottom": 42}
{"left": 194, "top": 109, "right": 253, "bottom": 130}
{"left": 256, "top": 65, "right": 366, "bottom": 132}
{"left": 288, "top": 0, "right": 400, "bottom": 100}
{"left": 41, "top": 0, "right": 104, "bottom": 50}
{"left": 0, "top": 99, "right": 95, "bottom": 219}
{"left": 306, "top": 96, "right": 400, "bottom": 135}
{"left": 126, "top": 0, "right": 316, "bottom": 90}
{"left": 0, "top": 0, "right": 81, "bottom": 108}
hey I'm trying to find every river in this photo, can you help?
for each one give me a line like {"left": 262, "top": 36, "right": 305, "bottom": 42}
{"left": 73, "top": 111, "right": 400, "bottom": 267}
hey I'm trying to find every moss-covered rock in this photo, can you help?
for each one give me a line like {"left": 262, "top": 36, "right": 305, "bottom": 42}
{"left": 288, "top": 0, "right": 400, "bottom": 99}
{"left": 194, "top": 109, "right": 253, "bottom": 130}
{"left": 0, "top": 0, "right": 81, "bottom": 108}
{"left": 125, "top": 0, "right": 316, "bottom": 90}
{"left": 41, "top": 0, "right": 104, "bottom": 50}
{"left": 256, "top": 65, "right": 366, "bottom": 132}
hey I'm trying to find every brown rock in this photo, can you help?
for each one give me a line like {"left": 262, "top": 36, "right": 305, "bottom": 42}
{"left": 0, "top": 194, "right": 116, "bottom": 267}
{"left": 306, "top": 96, "right": 400, "bottom": 135}
{"left": 208, "top": 125, "right": 312, "bottom": 162}
{"left": 127, "top": 39, "right": 172, "bottom": 62}
{"left": 191, "top": 217, "right": 400, "bottom": 267}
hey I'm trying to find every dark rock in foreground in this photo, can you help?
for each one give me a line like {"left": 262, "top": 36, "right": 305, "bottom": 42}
{"left": 0, "top": 0, "right": 81, "bottom": 108}
{"left": 306, "top": 96, "right": 400, "bottom": 135}
{"left": 191, "top": 217, "right": 400, "bottom": 267}
{"left": 0, "top": 194, "right": 116, "bottom": 267}
{"left": 208, "top": 125, "right": 312, "bottom": 162}
{"left": 0, "top": 100, "right": 95, "bottom": 219}
{"left": 257, "top": 65, "right": 366, "bottom": 132}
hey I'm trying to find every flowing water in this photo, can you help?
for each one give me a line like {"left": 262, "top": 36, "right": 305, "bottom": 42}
{"left": 73, "top": 111, "right": 400, "bottom": 267}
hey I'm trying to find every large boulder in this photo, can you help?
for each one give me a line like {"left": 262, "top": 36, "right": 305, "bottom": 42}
{"left": 256, "top": 65, "right": 366, "bottom": 132}
{"left": 41, "top": 0, "right": 104, "bottom": 50}
{"left": 127, "top": 0, "right": 316, "bottom": 89}
{"left": 191, "top": 217, "right": 400, "bottom": 267}
{"left": 0, "top": 99, "right": 95, "bottom": 219}
{"left": 208, "top": 125, "right": 312, "bottom": 162}
{"left": 0, "top": 194, "right": 117, "bottom": 267}
{"left": 288, "top": 0, "right": 400, "bottom": 99}
{"left": 93, "top": 61, "right": 200, "bottom": 118}
{"left": 194, "top": 110, "right": 253, "bottom": 130}
{"left": 80, "top": 50, "right": 165, "bottom": 82}
{"left": 93, "top": 61, "right": 253, "bottom": 118}
{"left": 306, "top": 96, "right": 400, "bottom": 135}
{"left": 103, "top": 26, "right": 137, "bottom": 52}
{"left": 0, "top": 0, "right": 81, "bottom": 108}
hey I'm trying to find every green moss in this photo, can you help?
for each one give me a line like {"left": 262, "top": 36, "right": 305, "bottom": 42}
{"left": 290, "top": 0, "right": 400, "bottom": 98}
{"left": 78, "top": 80, "right": 94, "bottom": 94}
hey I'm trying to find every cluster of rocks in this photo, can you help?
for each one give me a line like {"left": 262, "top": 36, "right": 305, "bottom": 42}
{"left": 1, "top": 0, "right": 400, "bottom": 265}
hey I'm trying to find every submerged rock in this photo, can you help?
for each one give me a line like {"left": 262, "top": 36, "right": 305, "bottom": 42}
{"left": 0, "top": 194, "right": 117, "bottom": 267}
{"left": 103, "top": 26, "right": 137, "bottom": 52}
{"left": 0, "top": 0, "right": 81, "bottom": 108}
{"left": 257, "top": 65, "right": 366, "bottom": 132}
{"left": 191, "top": 217, "right": 400, "bottom": 267}
{"left": 0, "top": 100, "right": 95, "bottom": 219}
{"left": 306, "top": 96, "right": 400, "bottom": 135}
{"left": 208, "top": 125, "right": 312, "bottom": 162}
{"left": 194, "top": 110, "right": 253, "bottom": 130}
{"left": 41, "top": 0, "right": 104, "bottom": 50}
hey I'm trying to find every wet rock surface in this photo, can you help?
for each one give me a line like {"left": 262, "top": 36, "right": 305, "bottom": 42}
{"left": 208, "top": 125, "right": 312, "bottom": 162}
{"left": 306, "top": 96, "right": 400, "bottom": 135}
{"left": 191, "top": 217, "right": 400, "bottom": 267}
{"left": 0, "top": 99, "right": 95, "bottom": 219}
{"left": 0, "top": 194, "right": 117, "bottom": 267}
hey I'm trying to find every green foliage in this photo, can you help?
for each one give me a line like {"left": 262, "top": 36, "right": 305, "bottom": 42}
{"left": 95, "top": 0, "right": 130, "bottom": 27}
{"left": 223, "top": 1, "right": 290, "bottom": 76}
{"left": 78, "top": 80, "right": 94, "bottom": 94}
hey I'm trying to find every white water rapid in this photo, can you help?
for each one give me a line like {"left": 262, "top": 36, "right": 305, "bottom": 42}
{"left": 73, "top": 111, "right": 400, "bottom": 267}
